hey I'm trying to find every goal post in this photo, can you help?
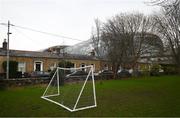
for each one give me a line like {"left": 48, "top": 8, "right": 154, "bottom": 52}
{"left": 41, "top": 65, "right": 97, "bottom": 112}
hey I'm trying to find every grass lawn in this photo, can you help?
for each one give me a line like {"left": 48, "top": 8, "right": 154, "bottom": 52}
{"left": 0, "top": 75, "right": 180, "bottom": 117}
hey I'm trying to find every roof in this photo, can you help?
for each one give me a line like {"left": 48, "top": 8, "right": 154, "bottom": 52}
{"left": 0, "top": 49, "right": 101, "bottom": 61}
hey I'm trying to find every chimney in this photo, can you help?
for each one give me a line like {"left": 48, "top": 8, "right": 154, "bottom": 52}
{"left": 2, "top": 39, "right": 7, "bottom": 50}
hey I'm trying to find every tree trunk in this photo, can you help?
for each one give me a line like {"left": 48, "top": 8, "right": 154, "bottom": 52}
{"left": 112, "top": 62, "right": 119, "bottom": 79}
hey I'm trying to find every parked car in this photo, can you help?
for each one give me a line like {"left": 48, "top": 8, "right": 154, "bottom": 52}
{"left": 64, "top": 70, "right": 89, "bottom": 81}
{"left": 30, "top": 71, "right": 50, "bottom": 78}
{"left": 66, "top": 70, "right": 88, "bottom": 77}
{"left": 117, "top": 69, "right": 131, "bottom": 78}
{"left": 98, "top": 70, "right": 113, "bottom": 75}
{"left": 98, "top": 70, "right": 113, "bottom": 79}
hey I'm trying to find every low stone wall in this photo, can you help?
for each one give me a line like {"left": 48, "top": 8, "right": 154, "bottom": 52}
{"left": 0, "top": 75, "right": 112, "bottom": 89}
{"left": 0, "top": 78, "right": 50, "bottom": 89}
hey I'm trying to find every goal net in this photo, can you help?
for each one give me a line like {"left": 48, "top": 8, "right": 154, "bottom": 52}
{"left": 41, "top": 65, "right": 97, "bottom": 112}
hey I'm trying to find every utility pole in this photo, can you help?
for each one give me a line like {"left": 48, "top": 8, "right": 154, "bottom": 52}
{"left": 6, "top": 20, "right": 11, "bottom": 79}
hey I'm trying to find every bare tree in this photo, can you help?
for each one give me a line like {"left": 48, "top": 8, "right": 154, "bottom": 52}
{"left": 91, "top": 19, "right": 106, "bottom": 57}
{"left": 152, "top": 0, "right": 180, "bottom": 73}
{"left": 91, "top": 13, "right": 163, "bottom": 77}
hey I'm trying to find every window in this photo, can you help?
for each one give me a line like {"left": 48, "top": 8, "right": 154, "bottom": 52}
{"left": 34, "top": 61, "right": 43, "bottom": 72}
{"left": 81, "top": 63, "right": 85, "bottom": 71}
{"left": 18, "top": 62, "right": 26, "bottom": 74}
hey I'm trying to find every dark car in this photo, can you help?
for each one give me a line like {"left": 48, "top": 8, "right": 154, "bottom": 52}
{"left": 117, "top": 69, "right": 131, "bottom": 78}
{"left": 65, "top": 70, "right": 89, "bottom": 81}
{"left": 98, "top": 70, "right": 113, "bottom": 79}
{"left": 98, "top": 70, "right": 113, "bottom": 75}
{"left": 30, "top": 71, "right": 50, "bottom": 78}
{"left": 66, "top": 70, "right": 88, "bottom": 77}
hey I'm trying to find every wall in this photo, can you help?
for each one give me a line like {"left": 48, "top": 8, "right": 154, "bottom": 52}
{"left": 0, "top": 56, "right": 108, "bottom": 73}
{"left": 0, "top": 56, "right": 59, "bottom": 73}
{"left": 67, "top": 59, "right": 101, "bottom": 72}
{"left": 0, "top": 56, "right": 6, "bottom": 73}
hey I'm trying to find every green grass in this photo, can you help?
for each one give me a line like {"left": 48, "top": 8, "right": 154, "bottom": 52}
{"left": 0, "top": 75, "right": 180, "bottom": 117}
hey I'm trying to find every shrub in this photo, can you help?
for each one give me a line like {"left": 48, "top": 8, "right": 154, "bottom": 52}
{"left": 58, "top": 60, "right": 74, "bottom": 68}
{"left": 49, "top": 60, "right": 74, "bottom": 86}
{"left": 140, "top": 65, "right": 150, "bottom": 76}
{"left": 49, "top": 68, "right": 65, "bottom": 86}
{"left": 2, "top": 61, "right": 18, "bottom": 78}
{"left": 58, "top": 60, "right": 74, "bottom": 74}
{"left": 49, "top": 68, "right": 57, "bottom": 78}
{"left": 150, "top": 64, "right": 160, "bottom": 76}
{"left": 161, "top": 64, "right": 178, "bottom": 75}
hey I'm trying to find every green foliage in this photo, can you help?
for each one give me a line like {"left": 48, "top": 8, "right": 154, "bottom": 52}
{"left": 140, "top": 71, "right": 149, "bottom": 76}
{"left": 50, "top": 60, "right": 74, "bottom": 78}
{"left": 150, "top": 64, "right": 160, "bottom": 76}
{"left": 49, "top": 68, "right": 66, "bottom": 86}
{"left": 151, "top": 64, "right": 160, "bottom": 72}
{"left": 139, "top": 65, "right": 148, "bottom": 71}
{"left": 58, "top": 60, "right": 74, "bottom": 77}
{"left": 49, "top": 60, "right": 74, "bottom": 86}
{"left": 58, "top": 60, "right": 74, "bottom": 68}
{"left": 2, "top": 61, "right": 18, "bottom": 78}
{"left": 139, "top": 64, "right": 150, "bottom": 76}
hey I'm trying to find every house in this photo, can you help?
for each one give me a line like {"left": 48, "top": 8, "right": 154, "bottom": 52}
{"left": 0, "top": 35, "right": 174, "bottom": 77}
{"left": 0, "top": 40, "right": 111, "bottom": 76}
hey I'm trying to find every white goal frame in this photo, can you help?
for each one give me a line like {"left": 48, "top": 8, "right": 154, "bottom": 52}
{"left": 41, "top": 65, "right": 97, "bottom": 112}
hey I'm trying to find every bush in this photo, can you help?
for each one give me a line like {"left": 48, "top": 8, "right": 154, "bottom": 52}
{"left": 58, "top": 60, "right": 74, "bottom": 74}
{"left": 49, "top": 68, "right": 57, "bottom": 78}
{"left": 150, "top": 64, "right": 160, "bottom": 76}
{"left": 48, "top": 60, "right": 74, "bottom": 86}
{"left": 2, "top": 61, "right": 18, "bottom": 78}
{"left": 58, "top": 60, "right": 74, "bottom": 68}
{"left": 161, "top": 64, "right": 178, "bottom": 75}
{"left": 49, "top": 68, "right": 65, "bottom": 86}
{"left": 140, "top": 66, "right": 150, "bottom": 76}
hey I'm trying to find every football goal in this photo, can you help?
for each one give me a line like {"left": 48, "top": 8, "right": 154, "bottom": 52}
{"left": 41, "top": 65, "right": 97, "bottom": 112}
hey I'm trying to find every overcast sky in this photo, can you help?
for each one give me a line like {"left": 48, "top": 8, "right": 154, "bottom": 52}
{"left": 0, "top": 0, "right": 160, "bottom": 51}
